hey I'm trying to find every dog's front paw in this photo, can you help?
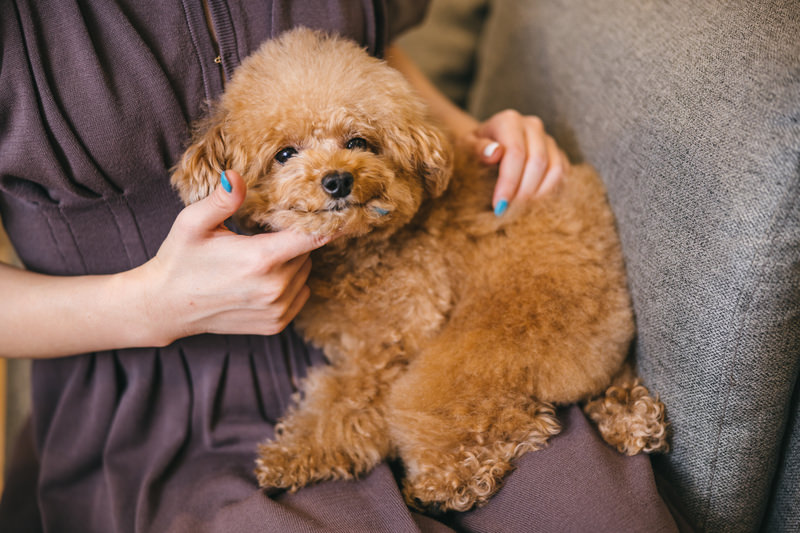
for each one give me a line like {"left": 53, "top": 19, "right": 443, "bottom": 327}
{"left": 255, "top": 437, "right": 358, "bottom": 491}
{"left": 255, "top": 439, "right": 316, "bottom": 491}
{"left": 255, "top": 422, "right": 385, "bottom": 491}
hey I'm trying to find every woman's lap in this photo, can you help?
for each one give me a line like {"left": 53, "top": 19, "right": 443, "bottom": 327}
{"left": 1, "top": 405, "right": 677, "bottom": 532}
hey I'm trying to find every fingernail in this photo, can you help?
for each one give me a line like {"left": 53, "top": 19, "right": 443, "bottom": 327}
{"left": 494, "top": 198, "right": 508, "bottom": 217}
{"left": 483, "top": 142, "right": 500, "bottom": 158}
{"left": 220, "top": 171, "right": 232, "bottom": 193}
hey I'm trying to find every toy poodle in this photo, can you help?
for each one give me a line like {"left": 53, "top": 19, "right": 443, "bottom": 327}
{"left": 171, "top": 28, "right": 668, "bottom": 512}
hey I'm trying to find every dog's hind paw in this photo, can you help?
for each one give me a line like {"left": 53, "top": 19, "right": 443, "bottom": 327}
{"left": 401, "top": 425, "right": 559, "bottom": 513}
{"left": 255, "top": 441, "right": 314, "bottom": 491}
{"left": 584, "top": 380, "right": 669, "bottom": 455}
{"left": 402, "top": 452, "right": 513, "bottom": 513}
{"left": 395, "top": 398, "right": 561, "bottom": 512}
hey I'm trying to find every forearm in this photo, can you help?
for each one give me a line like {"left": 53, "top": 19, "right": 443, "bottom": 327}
{"left": 0, "top": 262, "right": 164, "bottom": 358}
{"left": 385, "top": 45, "right": 478, "bottom": 136}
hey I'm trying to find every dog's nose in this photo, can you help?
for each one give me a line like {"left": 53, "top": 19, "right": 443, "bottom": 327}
{"left": 321, "top": 171, "right": 354, "bottom": 199}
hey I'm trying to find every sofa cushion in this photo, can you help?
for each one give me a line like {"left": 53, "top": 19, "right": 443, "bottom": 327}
{"left": 468, "top": 1, "right": 800, "bottom": 531}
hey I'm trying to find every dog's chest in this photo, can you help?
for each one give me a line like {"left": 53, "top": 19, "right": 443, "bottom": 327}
{"left": 296, "top": 235, "right": 454, "bottom": 364}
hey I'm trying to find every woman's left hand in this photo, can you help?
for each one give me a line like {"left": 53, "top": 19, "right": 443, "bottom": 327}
{"left": 460, "top": 109, "right": 570, "bottom": 216}
{"left": 384, "top": 47, "right": 568, "bottom": 216}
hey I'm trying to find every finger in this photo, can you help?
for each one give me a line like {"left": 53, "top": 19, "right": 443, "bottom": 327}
{"left": 282, "top": 252, "right": 312, "bottom": 278}
{"left": 479, "top": 118, "right": 527, "bottom": 213}
{"left": 513, "top": 118, "right": 549, "bottom": 202}
{"left": 277, "top": 284, "right": 311, "bottom": 330}
{"left": 254, "top": 248, "right": 306, "bottom": 280}
{"left": 284, "top": 285, "right": 311, "bottom": 327}
{"left": 223, "top": 257, "right": 312, "bottom": 335}
{"left": 258, "top": 229, "right": 331, "bottom": 264}
{"left": 212, "top": 280, "right": 308, "bottom": 336}
{"left": 180, "top": 170, "right": 246, "bottom": 233}
{"left": 272, "top": 256, "right": 313, "bottom": 314}
{"left": 535, "top": 136, "right": 567, "bottom": 198}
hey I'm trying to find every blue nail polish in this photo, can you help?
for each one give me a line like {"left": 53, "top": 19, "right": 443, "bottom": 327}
{"left": 494, "top": 199, "right": 508, "bottom": 217}
{"left": 221, "top": 171, "right": 232, "bottom": 193}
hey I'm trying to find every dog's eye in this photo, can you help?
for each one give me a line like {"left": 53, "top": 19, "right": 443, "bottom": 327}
{"left": 275, "top": 147, "right": 298, "bottom": 164}
{"left": 345, "top": 137, "right": 368, "bottom": 151}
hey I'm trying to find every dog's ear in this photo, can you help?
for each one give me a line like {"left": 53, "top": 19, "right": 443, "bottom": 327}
{"left": 413, "top": 121, "right": 453, "bottom": 198}
{"left": 387, "top": 119, "right": 453, "bottom": 199}
{"left": 171, "top": 111, "right": 227, "bottom": 204}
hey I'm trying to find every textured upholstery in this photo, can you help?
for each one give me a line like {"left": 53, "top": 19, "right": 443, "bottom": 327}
{"left": 404, "top": 1, "right": 799, "bottom": 531}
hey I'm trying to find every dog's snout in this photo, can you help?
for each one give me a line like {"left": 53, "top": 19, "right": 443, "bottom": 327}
{"left": 321, "top": 171, "right": 354, "bottom": 199}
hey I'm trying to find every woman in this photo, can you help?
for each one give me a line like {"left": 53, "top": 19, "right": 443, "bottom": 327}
{"left": 0, "top": 1, "right": 674, "bottom": 531}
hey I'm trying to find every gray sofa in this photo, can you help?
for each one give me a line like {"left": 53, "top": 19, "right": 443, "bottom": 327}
{"left": 401, "top": 1, "right": 799, "bottom": 531}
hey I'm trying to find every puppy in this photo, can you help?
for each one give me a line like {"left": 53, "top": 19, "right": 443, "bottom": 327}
{"left": 172, "top": 28, "right": 668, "bottom": 512}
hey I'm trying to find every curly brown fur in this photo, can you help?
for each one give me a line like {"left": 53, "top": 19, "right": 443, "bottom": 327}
{"left": 584, "top": 361, "right": 670, "bottom": 455}
{"left": 172, "top": 28, "right": 669, "bottom": 512}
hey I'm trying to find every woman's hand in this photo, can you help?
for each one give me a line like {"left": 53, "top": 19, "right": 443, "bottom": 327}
{"left": 384, "top": 46, "right": 568, "bottom": 217}
{"left": 462, "top": 110, "right": 570, "bottom": 216}
{"left": 139, "top": 170, "right": 329, "bottom": 344}
{"left": 0, "top": 170, "right": 326, "bottom": 359}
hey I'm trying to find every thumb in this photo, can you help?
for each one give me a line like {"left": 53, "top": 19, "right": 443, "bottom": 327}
{"left": 184, "top": 170, "right": 247, "bottom": 231}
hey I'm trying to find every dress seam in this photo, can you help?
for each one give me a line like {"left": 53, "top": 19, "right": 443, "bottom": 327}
{"left": 55, "top": 206, "right": 89, "bottom": 274}
{"left": 122, "top": 195, "right": 151, "bottom": 259}
{"left": 40, "top": 209, "right": 69, "bottom": 271}
{"left": 206, "top": 0, "right": 242, "bottom": 79}
{"left": 103, "top": 201, "right": 135, "bottom": 268}
{"left": 178, "top": 0, "right": 214, "bottom": 104}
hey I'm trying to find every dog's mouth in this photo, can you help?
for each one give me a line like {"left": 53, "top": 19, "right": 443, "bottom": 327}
{"left": 248, "top": 194, "right": 396, "bottom": 239}
{"left": 290, "top": 196, "right": 392, "bottom": 217}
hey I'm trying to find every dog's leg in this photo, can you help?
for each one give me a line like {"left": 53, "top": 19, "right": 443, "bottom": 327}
{"left": 386, "top": 333, "right": 561, "bottom": 512}
{"left": 394, "top": 397, "right": 559, "bottom": 513}
{"left": 583, "top": 360, "right": 669, "bottom": 454}
{"left": 255, "top": 361, "right": 399, "bottom": 491}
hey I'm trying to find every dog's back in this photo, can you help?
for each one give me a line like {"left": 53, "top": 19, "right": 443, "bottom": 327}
{"left": 426, "top": 155, "right": 635, "bottom": 403}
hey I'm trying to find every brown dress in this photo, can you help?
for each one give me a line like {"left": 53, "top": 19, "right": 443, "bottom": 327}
{"left": 0, "top": 1, "right": 679, "bottom": 531}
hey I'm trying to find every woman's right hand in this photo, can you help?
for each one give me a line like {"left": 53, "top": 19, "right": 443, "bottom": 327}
{"left": 0, "top": 169, "right": 328, "bottom": 358}
{"left": 138, "top": 170, "right": 330, "bottom": 345}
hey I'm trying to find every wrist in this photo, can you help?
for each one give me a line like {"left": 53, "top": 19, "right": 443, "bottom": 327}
{"left": 114, "top": 260, "right": 181, "bottom": 348}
